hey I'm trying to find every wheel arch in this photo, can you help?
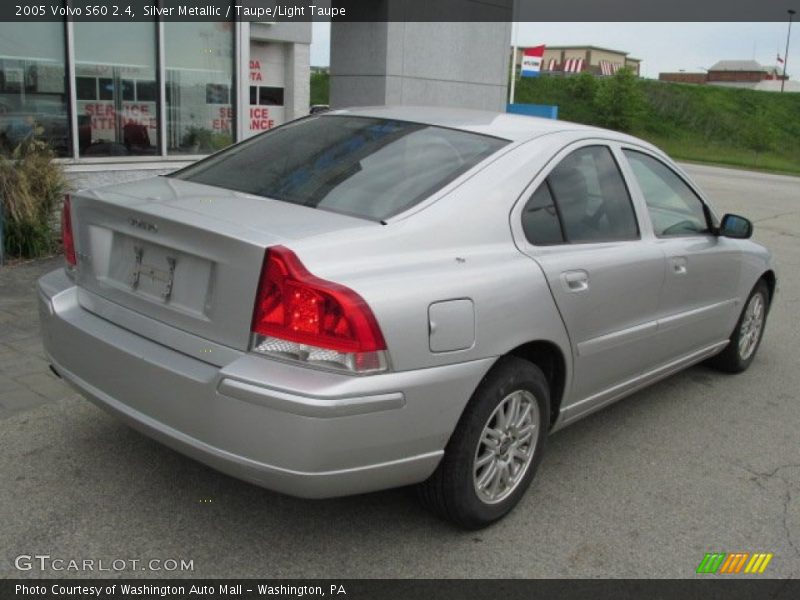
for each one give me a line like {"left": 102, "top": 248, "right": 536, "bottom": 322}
{"left": 506, "top": 340, "right": 567, "bottom": 429}
{"left": 761, "top": 269, "right": 776, "bottom": 308}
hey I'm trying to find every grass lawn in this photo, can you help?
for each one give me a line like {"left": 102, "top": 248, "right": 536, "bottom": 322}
{"left": 514, "top": 76, "right": 800, "bottom": 176}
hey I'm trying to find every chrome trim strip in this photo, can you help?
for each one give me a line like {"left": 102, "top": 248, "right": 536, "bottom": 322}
{"left": 657, "top": 299, "right": 738, "bottom": 332}
{"left": 577, "top": 319, "right": 658, "bottom": 357}
{"left": 576, "top": 299, "right": 737, "bottom": 357}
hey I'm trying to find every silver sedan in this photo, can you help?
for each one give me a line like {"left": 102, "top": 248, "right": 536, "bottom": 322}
{"left": 39, "top": 106, "right": 775, "bottom": 528}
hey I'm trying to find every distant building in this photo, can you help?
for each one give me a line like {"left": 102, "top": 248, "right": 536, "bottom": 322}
{"left": 513, "top": 45, "right": 641, "bottom": 76}
{"left": 659, "top": 60, "right": 799, "bottom": 92}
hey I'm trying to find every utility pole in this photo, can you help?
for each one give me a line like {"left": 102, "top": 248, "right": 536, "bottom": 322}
{"left": 782, "top": 9, "right": 796, "bottom": 93}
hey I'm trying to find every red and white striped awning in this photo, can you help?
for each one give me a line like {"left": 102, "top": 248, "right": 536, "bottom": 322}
{"left": 563, "top": 58, "right": 584, "bottom": 73}
{"left": 600, "top": 60, "right": 623, "bottom": 75}
{"left": 545, "top": 58, "right": 558, "bottom": 71}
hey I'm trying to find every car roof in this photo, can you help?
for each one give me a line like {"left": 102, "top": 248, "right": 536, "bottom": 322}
{"left": 324, "top": 105, "right": 648, "bottom": 146}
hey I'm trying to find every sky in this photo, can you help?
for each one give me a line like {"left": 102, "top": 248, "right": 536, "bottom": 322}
{"left": 310, "top": 22, "right": 799, "bottom": 80}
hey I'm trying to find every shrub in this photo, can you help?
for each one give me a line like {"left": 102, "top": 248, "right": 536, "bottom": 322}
{"left": 0, "top": 138, "right": 68, "bottom": 259}
{"left": 569, "top": 72, "right": 598, "bottom": 101}
{"left": 594, "top": 68, "right": 644, "bottom": 133}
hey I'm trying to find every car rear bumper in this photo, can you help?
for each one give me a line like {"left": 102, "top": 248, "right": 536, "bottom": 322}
{"left": 38, "top": 268, "right": 493, "bottom": 498}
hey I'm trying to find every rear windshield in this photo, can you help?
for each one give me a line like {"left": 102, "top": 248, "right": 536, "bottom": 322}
{"left": 171, "top": 115, "right": 509, "bottom": 221}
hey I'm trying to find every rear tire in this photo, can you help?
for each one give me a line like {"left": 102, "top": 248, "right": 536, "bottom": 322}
{"left": 707, "top": 280, "right": 770, "bottom": 373}
{"left": 417, "top": 356, "right": 550, "bottom": 529}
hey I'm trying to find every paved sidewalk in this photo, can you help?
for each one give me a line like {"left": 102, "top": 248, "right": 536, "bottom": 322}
{"left": 0, "top": 256, "right": 72, "bottom": 419}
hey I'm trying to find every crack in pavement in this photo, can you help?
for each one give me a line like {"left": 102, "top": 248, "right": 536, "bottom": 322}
{"left": 731, "top": 461, "right": 800, "bottom": 560}
{"left": 754, "top": 210, "right": 800, "bottom": 224}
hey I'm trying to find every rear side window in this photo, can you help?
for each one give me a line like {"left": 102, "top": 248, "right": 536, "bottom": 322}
{"left": 172, "top": 115, "right": 508, "bottom": 221}
{"left": 522, "top": 145, "right": 639, "bottom": 245}
{"left": 521, "top": 181, "right": 564, "bottom": 245}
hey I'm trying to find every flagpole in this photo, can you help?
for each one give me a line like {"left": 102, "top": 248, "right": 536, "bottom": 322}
{"left": 782, "top": 9, "right": 796, "bottom": 93}
{"left": 509, "top": 12, "right": 518, "bottom": 105}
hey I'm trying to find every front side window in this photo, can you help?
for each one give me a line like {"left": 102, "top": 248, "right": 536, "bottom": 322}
{"left": 543, "top": 145, "right": 639, "bottom": 243}
{"left": 173, "top": 115, "right": 508, "bottom": 221}
{"left": 623, "top": 150, "right": 709, "bottom": 237}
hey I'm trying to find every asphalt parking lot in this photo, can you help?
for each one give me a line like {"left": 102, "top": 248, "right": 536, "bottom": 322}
{"left": 1, "top": 163, "right": 798, "bottom": 579}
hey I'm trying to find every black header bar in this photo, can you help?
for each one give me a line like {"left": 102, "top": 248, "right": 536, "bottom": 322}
{"left": 3, "top": 579, "right": 800, "bottom": 600}
{"left": 1, "top": 0, "right": 798, "bottom": 22}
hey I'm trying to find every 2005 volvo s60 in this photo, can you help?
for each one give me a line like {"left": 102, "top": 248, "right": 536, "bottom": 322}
{"left": 39, "top": 106, "right": 775, "bottom": 528}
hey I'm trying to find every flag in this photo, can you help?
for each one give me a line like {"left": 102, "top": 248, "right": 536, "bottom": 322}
{"left": 777, "top": 54, "right": 785, "bottom": 64}
{"left": 521, "top": 45, "right": 545, "bottom": 78}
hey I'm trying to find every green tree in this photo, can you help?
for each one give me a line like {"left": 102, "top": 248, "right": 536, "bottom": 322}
{"left": 310, "top": 72, "right": 330, "bottom": 106}
{"left": 569, "top": 71, "right": 598, "bottom": 101}
{"left": 594, "top": 68, "right": 643, "bottom": 133}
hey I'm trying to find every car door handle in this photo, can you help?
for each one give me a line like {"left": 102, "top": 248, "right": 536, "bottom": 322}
{"left": 562, "top": 270, "right": 590, "bottom": 293}
{"left": 670, "top": 257, "right": 688, "bottom": 275}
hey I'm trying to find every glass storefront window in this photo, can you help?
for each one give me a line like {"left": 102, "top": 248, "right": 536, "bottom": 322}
{"left": 74, "top": 22, "right": 159, "bottom": 157}
{"left": 0, "top": 22, "right": 69, "bottom": 156}
{"left": 165, "top": 22, "right": 234, "bottom": 155}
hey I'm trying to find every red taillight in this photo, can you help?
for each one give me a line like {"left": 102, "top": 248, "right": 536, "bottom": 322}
{"left": 252, "top": 246, "right": 386, "bottom": 355}
{"left": 61, "top": 194, "right": 76, "bottom": 267}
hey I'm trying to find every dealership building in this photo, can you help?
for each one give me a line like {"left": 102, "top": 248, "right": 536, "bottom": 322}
{"left": 0, "top": 20, "right": 311, "bottom": 188}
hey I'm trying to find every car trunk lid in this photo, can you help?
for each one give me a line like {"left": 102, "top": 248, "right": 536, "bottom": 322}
{"left": 70, "top": 176, "right": 374, "bottom": 351}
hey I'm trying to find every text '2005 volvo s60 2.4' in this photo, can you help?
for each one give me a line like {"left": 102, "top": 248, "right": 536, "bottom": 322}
{"left": 39, "top": 106, "right": 776, "bottom": 528}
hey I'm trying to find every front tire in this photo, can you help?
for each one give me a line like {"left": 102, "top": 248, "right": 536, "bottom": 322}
{"left": 417, "top": 357, "right": 550, "bottom": 529}
{"left": 707, "top": 280, "right": 770, "bottom": 373}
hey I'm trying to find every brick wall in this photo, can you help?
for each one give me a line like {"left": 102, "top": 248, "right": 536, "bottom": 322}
{"left": 707, "top": 71, "right": 767, "bottom": 83}
{"left": 659, "top": 73, "right": 708, "bottom": 84}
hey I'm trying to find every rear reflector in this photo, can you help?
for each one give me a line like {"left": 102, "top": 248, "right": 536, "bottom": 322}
{"left": 250, "top": 246, "right": 388, "bottom": 374}
{"left": 61, "top": 194, "right": 76, "bottom": 267}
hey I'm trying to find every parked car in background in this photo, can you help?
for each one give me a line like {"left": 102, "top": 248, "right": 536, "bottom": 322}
{"left": 39, "top": 107, "right": 775, "bottom": 528}
{"left": 309, "top": 104, "right": 330, "bottom": 114}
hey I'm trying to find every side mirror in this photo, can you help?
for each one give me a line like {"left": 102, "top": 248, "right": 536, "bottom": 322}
{"left": 718, "top": 213, "right": 753, "bottom": 239}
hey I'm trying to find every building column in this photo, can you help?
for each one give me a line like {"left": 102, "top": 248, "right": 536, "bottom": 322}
{"left": 330, "top": 18, "right": 512, "bottom": 111}
{"left": 285, "top": 42, "right": 311, "bottom": 121}
{"left": 235, "top": 20, "right": 250, "bottom": 142}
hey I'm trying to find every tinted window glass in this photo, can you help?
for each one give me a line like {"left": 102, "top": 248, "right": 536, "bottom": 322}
{"left": 136, "top": 80, "right": 157, "bottom": 102}
{"left": 173, "top": 115, "right": 508, "bottom": 221}
{"left": 522, "top": 182, "right": 564, "bottom": 245}
{"left": 259, "top": 86, "right": 284, "bottom": 106}
{"left": 165, "top": 22, "right": 234, "bottom": 155}
{"left": 624, "top": 150, "right": 709, "bottom": 237}
{"left": 76, "top": 77, "right": 96, "bottom": 101}
{"left": 0, "top": 22, "right": 70, "bottom": 156}
{"left": 547, "top": 146, "right": 638, "bottom": 243}
{"left": 74, "top": 22, "right": 158, "bottom": 157}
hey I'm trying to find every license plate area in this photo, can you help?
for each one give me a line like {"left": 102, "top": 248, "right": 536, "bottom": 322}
{"left": 102, "top": 232, "right": 213, "bottom": 317}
